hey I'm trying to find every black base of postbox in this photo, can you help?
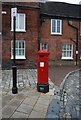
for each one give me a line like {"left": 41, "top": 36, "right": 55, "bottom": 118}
{"left": 37, "top": 83, "right": 49, "bottom": 93}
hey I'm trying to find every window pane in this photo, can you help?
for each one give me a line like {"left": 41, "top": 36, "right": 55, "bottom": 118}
{"left": 67, "top": 45, "right": 70, "bottom": 50}
{"left": 19, "top": 49, "right": 22, "bottom": 55}
{"left": 12, "top": 41, "right": 13, "bottom": 48}
{"left": 22, "top": 49, "right": 24, "bottom": 55}
{"left": 18, "top": 41, "right": 25, "bottom": 56}
{"left": 70, "top": 44, "right": 72, "bottom": 50}
{"left": 62, "top": 51, "right": 66, "bottom": 57}
{"left": 16, "top": 49, "right": 18, "bottom": 55}
{"left": 62, "top": 44, "right": 66, "bottom": 50}
{"left": 52, "top": 19, "right": 56, "bottom": 32}
{"left": 57, "top": 20, "right": 60, "bottom": 33}
{"left": 57, "top": 27, "right": 60, "bottom": 33}
{"left": 12, "top": 49, "right": 13, "bottom": 55}
{"left": 68, "top": 51, "right": 72, "bottom": 57}
{"left": 19, "top": 14, "right": 24, "bottom": 29}
{"left": 22, "top": 42, "right": 24, "bottom": 48}
{"left": 21, "top": 49, "right": 24, "bottom": 55}
{"left": 57, "top": 20, "right": 60, "bottom": 27}
{"left": 19, "top": 42, "right": 22, "bottom": 48}
{"left": 16, "top": 41, "right": 18, "bottom": 48}
{"left": 16, "top": 14, "right": 18, "bottom": 29}
{"left": 67, "top": 51, "right": 70, "bottom": 57}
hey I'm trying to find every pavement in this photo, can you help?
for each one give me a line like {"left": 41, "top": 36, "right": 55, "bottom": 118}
{"left": 1, "top": 69, "right": 55, "bottom": 119}
{"left": 0, "top": 67, "right": 81, "bottom": 119}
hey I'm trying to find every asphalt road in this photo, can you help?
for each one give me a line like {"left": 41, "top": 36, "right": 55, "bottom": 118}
{"left": 49, "top": 65, "right": 79, "bottom": 86}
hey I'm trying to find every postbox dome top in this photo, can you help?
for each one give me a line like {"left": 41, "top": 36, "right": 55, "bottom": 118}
{"left": 37, "top": 50, "right": 50, "bottom": 55}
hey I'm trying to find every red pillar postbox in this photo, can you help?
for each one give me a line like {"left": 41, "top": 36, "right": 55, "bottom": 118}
{"left": 37, "top": 50, "right": 50, "bottom": 93}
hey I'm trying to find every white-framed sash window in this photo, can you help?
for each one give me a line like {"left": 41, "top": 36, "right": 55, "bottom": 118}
{"left": 51, "top": 19, "right": 62, "bottom": 35}
{"left": 62, "top": 44, "right": 73, "bottom": 60}
{"left": 11, "top": 40, "right": 26, "bottom": 59}
{"left": 11, "top": 13, "right": 26, "bottom": 32}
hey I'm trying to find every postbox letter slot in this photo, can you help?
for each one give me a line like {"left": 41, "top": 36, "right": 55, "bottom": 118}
{"left": 40, "top": 55, "right": 44, "bottom": 57}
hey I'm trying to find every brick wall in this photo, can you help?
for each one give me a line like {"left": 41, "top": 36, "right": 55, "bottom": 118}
{"left": 40, "top": 19, "right": 80, "bottom": 65}
{"left": 2, "top": 3, "right": 39, "bottom": 69}
{"left": 2, "top": 2, "right": 81, "bottom": 68}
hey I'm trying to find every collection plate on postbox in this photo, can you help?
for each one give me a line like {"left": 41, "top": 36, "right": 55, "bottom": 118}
{"left": 40, "top": 62, "right": 44, "bottom": 67}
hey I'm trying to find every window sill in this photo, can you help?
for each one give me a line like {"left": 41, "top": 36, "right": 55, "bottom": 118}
{"left": 61, "top": 57, "right": 73, "bottom": 60}
{"left": 51, "top": 32, "right": 62, "bottom": 35}
{"left": 11, "top": 56, "right": 26, "bottom": 60}
{"left": 11, "top": 29, "right": 26, "bottom": 32}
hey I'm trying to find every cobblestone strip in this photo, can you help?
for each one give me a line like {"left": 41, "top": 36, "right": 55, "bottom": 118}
{"left": 2, "top": 69, "right": 37, "bottom": 91}
{"left": 2, "top": 69, "right": 54, "bottom": 94}
{"left": 59, "top": 69, "right": 80, "bottom": 119}
{"left": 46, "top": 69, "right": 81, "bottom": 119}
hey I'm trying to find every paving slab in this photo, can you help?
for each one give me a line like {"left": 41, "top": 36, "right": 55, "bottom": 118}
{"left": 2, "top": 106, "right": 16, "bottom": 118}
{"left": 11, "top": 111, "right": 29, "bottom": 118}
{"left": 17, "top": 103, "right": 33, "bottom": 114}
{"left": 37, "top": 97, "right": 50, "bottom": 105}
{"left": 8, "top": 99, "right": 22, "bottom": 107}
{"left": 2, "top": 95, "right": 14, "bottom": 108}
{"left": 33, "top": 103, "right": 48, "bottom": 113}
{"left": 29, "top": 110, "right": 46, "bottom": 118}
{"left": 23, "top": 97, "right": 37, "bottom": 106}
{"left": 14, "top": 93, "right": 26, "bottom": 101}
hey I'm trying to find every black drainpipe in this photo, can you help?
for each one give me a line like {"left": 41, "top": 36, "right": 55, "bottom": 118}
{"left": 38, "top": 3, "right": 41, "bottom": 51}
{"left": 68, "top": 21, "right": 78, "bottom": 66}
{"left": 38, "top": 3, "right": 45, "bottom": 51}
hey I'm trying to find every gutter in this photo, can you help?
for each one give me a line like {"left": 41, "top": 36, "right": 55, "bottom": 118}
{"left": 2, "top": 2, "right": 40, "bottom": 9}
{"left": 40, "top": 13, "right": 81, "bottom": 20}
{"left": 38, "top": 3, "right": 41, "bottom": 51}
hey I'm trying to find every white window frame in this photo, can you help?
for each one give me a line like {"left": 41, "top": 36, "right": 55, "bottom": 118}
{"left": 2, "top": 11, "right": 7, "bottom": 14}
{"left": 51, "top": 19, "right": 62, "bottom": 35}
{"left": 11, "top": 13, "right": 26, "bottom": 32}
{"left": 11, "top": 40, "right": 26, "bottom": 59}
{"left": 61, "top": 44, "right": 73, "bottom": 60}
{"left": 40, "top": 42, "right": 48, "bottom": 51}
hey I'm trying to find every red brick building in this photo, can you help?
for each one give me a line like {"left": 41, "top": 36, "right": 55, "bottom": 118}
{"left": 2, "top": 2, "right": 81, "bottom": 69}
{"left": 2, "top": 2, "right": 40, "bottom": 68}
{"left": 40, "top": 2, "right": 81, "bottom": 65}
